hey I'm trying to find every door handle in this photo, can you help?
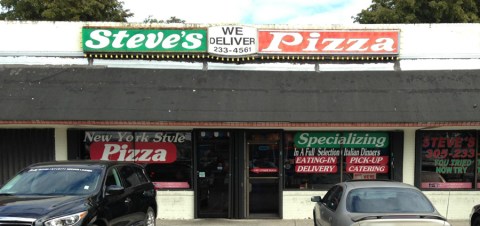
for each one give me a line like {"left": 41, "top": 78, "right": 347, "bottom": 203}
{"left": 125, "top": 197, "right": 131, "bottom": 203}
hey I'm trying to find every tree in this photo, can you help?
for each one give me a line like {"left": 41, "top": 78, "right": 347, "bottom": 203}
{"left": 353, "top": 0, "right": 480, "bottom": 23}
{"left": 0, "top": 0, "right": 133, "bottom": 21}
{"left": 143, "top": 15, "right": 186, "bottom": 24}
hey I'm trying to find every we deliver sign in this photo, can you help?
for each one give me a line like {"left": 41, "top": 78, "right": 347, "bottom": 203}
{"left": 208, "top": 26, "right": 257, "bottom": 56}
{"left": 258, "top": 30, "right": 399, "bottom": 55}
{"left": 90, "top": 142, "right": 177, "bottom": 163}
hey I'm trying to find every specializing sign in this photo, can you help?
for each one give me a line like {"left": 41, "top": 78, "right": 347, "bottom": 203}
{"left": 294, "top": 132, "right": 389, "bottom": 148}
{"left": 258, "top": 30, "right": 399, "bottom": 55}
{"left": 90, "top": 142, "right": 177, "bottom": 163}
{"left": 291, "top": 131, "right": 390, "bottom": 174}
{"left": 82, "top": 28, "right": 207, "bottom": 52}
{"left": 208, "top": 26, "right": 257, "bottom": 56}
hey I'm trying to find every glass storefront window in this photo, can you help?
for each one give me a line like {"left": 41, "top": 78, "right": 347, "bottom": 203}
{"left": 419, "top": 131, "right": 476, "bottom": 190}
{"left": 284, "top": 131, "right": 391, "bottom": 190}
{"left": 81, "top": 131, "right": 193, "bottom": 189}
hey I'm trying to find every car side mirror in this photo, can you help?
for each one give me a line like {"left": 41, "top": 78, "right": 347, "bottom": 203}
{"left": 106, "top": 185, "right": 125, "bottom": 196}
{"left": 311, "top": 196, "right": 322, "bottom": 203}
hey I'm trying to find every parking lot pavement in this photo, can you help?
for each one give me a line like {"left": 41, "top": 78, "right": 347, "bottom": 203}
{"left": 156, "top": 219, "right": 311, "bottom": 226}
{"left": 450, "top": 220, "right": 469, "bottom": 226}
{"left": 156, "top": 219, "right": 469, "bottom": 226}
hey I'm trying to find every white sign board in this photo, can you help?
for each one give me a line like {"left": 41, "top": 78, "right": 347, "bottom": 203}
{"left": 208, "top": 26, "right": 257, "bottom": 56}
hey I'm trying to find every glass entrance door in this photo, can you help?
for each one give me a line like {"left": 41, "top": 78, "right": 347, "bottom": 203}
{"left": 196, "top": 131, "right": 232, "bottom": 218}
{"left": 195, "top": 130, "right": 282, "bottom": 219}
{"left": 246, "top": 131, "right": 281, "bottom": 218}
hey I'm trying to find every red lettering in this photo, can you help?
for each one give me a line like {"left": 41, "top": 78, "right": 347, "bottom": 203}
{"left": 258, "top": 30, "right": 398, "bottom": 54}
{"left": 347, "top": 156, "right": 389, "bottom": 165}
{"left": 468, "top": 137, "right": 476, "bottom": 148}
{"left": 89, "top": 142, "right": 177, "bottom": 163}
{"left": 295, "top": 165, "right": 337, "bottom": 173}
{"left": 346, "top": 165, "right": 389, "bottom": 173}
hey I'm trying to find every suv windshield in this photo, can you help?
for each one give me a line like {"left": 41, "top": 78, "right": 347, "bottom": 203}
{"left": 0, "top": 167, "right": 103, "bottom": 196}
{"left": 346, "top": 187, "right": 435, "bottom": 213}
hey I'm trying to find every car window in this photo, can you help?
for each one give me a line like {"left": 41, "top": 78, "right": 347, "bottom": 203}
{"left": 134, "top": 166, "right": 149, "bottom": 184}
{"left": 321, "top": 185, "right": 338, "bottom": 204}
{"left": 119, "top": 165, "right": 142, "bottom": 188}
{"left": 0, "top": 167, "right": 101, "bottom": 195}
{"left": 325, "top": 186, "right": 343, "bottom": 211}
{"left": 322, "top": 185, "right": 342, "bottom": 210}
{"left": 105, "top": 168, "right": 122, "bottom": 187}
{"left": 346, "top": 187, "right": 435, "bottom": 213}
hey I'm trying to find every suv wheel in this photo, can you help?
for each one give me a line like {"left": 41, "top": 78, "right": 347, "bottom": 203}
{"left": 145, "top": 207, "right": 156, "bottom": 226}
{"left": 474, "top": 216, "right": 480, "bottom": 226}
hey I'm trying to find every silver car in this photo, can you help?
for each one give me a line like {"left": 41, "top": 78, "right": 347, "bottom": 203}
{"left": 311, "top": 180, "right": 451, "bottom": 226}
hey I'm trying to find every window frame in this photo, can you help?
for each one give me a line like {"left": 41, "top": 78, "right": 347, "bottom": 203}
{"left": 415, "top": 130, "right": 478, "bottom": 191}
{"left": 283, "top": 131, "right": 395, "bottom": 190}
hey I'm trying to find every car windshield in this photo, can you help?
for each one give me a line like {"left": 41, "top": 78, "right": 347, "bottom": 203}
{"left": 0, "top": 167, "right": 103, "bottom": 196}
{"left": 346, "top": 187, "right": 435, "bottom": 213}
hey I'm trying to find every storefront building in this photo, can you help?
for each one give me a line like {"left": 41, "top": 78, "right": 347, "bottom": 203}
{"left": 1, "top": 21, "right": 480, "bottom": 220}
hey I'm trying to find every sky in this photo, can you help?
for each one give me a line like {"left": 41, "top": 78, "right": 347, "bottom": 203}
{"left": 121, "top": 0, "right": 373, "bottom": 25}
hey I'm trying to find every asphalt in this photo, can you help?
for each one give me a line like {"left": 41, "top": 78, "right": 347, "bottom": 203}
{"left": 156, "top": 219, "right": 470, "bottom": 226}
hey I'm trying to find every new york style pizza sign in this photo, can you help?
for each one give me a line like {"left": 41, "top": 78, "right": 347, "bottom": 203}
{"left": 90, "top": 142, "right": 177, "bottom": 163}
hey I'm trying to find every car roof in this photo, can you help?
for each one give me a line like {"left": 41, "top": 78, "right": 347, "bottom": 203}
{"left": 340, "top": 180, "right": 419, "bottom": 191}
{"left": 28, "top": 160, "right": 140, "bottom": 169}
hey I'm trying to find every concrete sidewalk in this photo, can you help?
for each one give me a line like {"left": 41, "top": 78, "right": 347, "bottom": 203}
{"left": 156, "top": 219, "right": 469, "bottom": 226}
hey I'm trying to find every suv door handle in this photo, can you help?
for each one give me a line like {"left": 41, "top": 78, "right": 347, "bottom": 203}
{"left": 125, "top": 197, "right": 131, "bottom": 203}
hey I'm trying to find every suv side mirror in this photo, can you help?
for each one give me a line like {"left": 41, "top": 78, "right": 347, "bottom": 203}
{"left": 106, "top": 185, "right": 125, "bottom": 196}
{"left": 311, "top": 196, "right": 322, "bottom": 203}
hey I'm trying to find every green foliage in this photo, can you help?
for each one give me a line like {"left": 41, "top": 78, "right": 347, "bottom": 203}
{"left": 0, "top": 0, "right": 133, "bottom": 21}
{"left": 143, "top": 15, "right": 186, "bottom": 24}
{"left": 353, "top": 0, "right": 480, "bottom": 23}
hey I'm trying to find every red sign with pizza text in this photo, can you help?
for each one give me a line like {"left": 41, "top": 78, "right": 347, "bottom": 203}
{"left": 90, "top": 142, "right": 177, "bottom": 163}
{"left": 258, "top": 30, "right": 399, "bottom": 54}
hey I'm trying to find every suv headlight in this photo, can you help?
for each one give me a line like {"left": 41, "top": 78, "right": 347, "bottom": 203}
{"left": 44, "top": 211, "right": 87, "bottom": 226}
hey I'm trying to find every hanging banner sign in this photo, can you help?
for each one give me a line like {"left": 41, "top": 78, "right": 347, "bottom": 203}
{"left": 208, "top": 26, "right": 257, "bottom": 56}
{"left": 90, "top": 142, "right": 177, "bottom": 163}
{"left": 82, "top": 28, "right": 207, "bottom": 52}
{"left": 258, "top": 30, "right": 399, "bottom": 55}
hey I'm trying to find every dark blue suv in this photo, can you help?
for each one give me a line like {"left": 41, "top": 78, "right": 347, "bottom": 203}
{"left": 0, "top": 161, "right": 157, "bottom": 226}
